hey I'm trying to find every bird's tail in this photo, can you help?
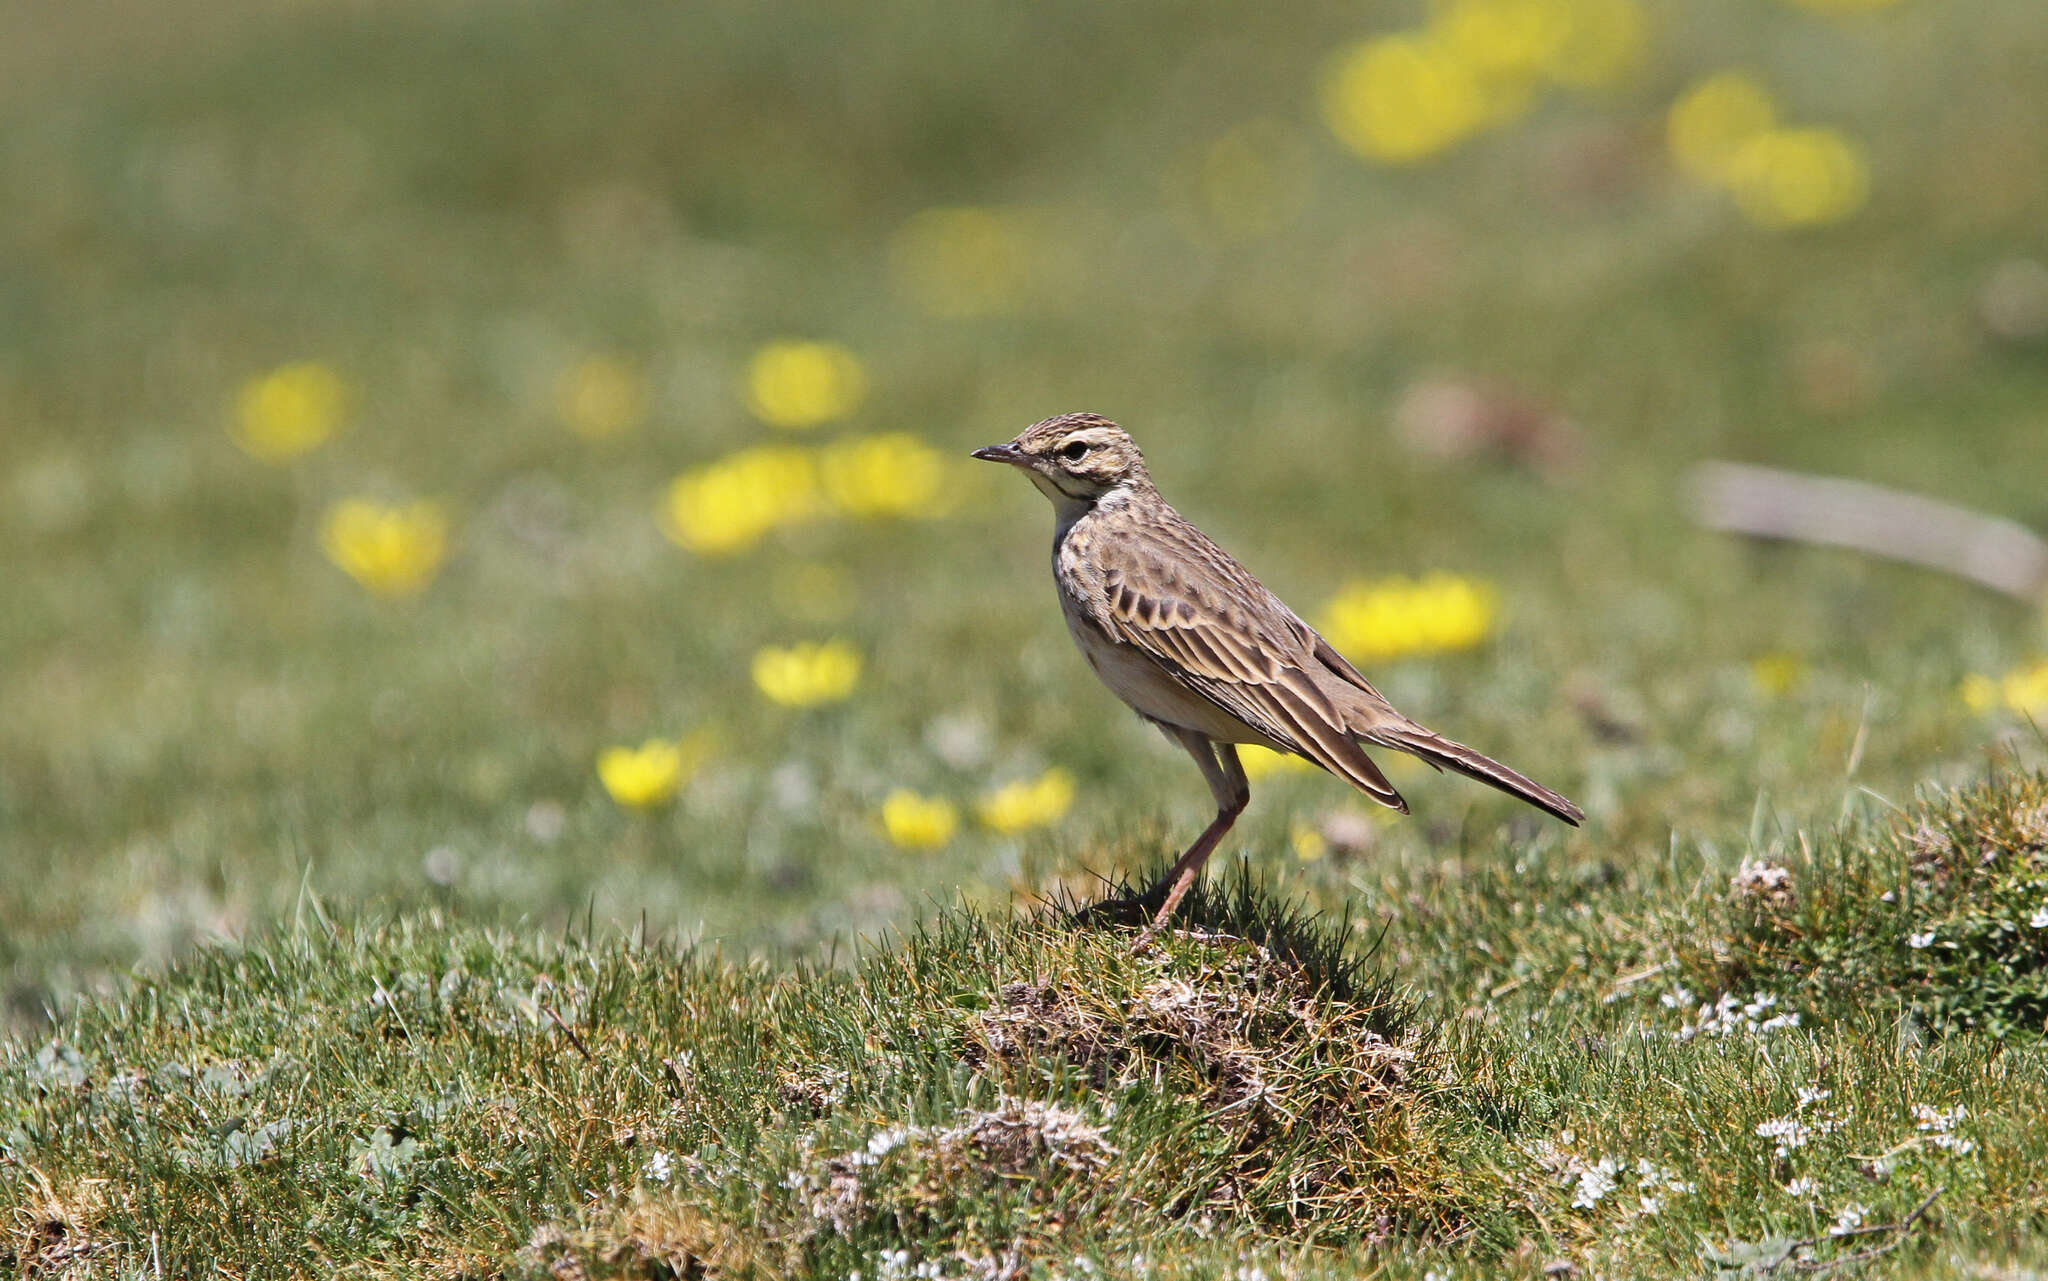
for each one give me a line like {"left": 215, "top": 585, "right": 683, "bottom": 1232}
{"left": 1362, "top": 724, "right": 1584, "bottom": 826}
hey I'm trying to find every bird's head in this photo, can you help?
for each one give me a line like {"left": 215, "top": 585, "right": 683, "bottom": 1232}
{"left": 971, "top": 412, "right": 1151, "bottom": 508}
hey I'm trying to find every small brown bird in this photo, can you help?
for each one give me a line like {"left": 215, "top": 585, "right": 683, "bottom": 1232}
{"left": 973, "top": 412, "right": 1582, "bottom": 931}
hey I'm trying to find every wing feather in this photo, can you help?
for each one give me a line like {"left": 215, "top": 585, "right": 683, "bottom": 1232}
{"left": 1090, "top": 527, "right": 1406, "bottom": 810}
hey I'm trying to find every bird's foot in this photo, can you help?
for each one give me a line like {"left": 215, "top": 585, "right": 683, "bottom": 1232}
{"left": 1069, "top": 890, "right": 1160, "bottom": 930}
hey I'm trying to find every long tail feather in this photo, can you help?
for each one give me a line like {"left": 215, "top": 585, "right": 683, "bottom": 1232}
{"left": 1364, "top": 726, "right": 1584, "bottom": 826}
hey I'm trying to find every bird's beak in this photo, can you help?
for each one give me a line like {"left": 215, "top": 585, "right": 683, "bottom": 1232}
{"left": 970, "top": 442, "right": 1028, "bottom": 466}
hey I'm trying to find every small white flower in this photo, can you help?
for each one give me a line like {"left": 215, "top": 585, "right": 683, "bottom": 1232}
{"left": 1571, "top": 1156, "right": 1621, "bottom": 1209}
{"left": 1911, "top": 1103, "right": 1974, "bottom": 1152}
{"left": 1756, "top": 1116, "right": 1813, "bottom": 1158}
{"left": 1634, "top": 1159, "right": 1696, "bottom": 1194}
{"left": 1796, "top": 1087, "right": 1832, "bottom": 1109}
{"left": 1828, "top": 1201, "right": 1869, "bottom": 1236}
{"left": 1784, "top": 1176, "right": 1820, "bottom": 1197}
{"left": 1912, "top": 1103, "right": 1963, "bottom": 1132}
{"left": 645, "top": 1150, "right": 675, "bottom": 1183}
{"left": 2030, "top": 904, "right": 2048, "bottom": 929}
{"left": 1908, "top": 930, "right": 1936, "bottom": 949}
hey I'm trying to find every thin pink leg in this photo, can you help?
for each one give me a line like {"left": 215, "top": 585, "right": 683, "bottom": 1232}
{"left": 1135, "top": 730, "right": 1249, "bottom": 944}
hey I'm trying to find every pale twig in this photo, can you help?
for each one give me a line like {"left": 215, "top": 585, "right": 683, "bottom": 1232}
{"left": 541, "top": 1000, "right": 594, "bottom": 1063}
{"left": 1794, "top": 1185, "right": 1944, "bottom": 1276}
{"left": 1725, "top": 1185, "right": 1945, "bottom": 1276}
{"left": 1688, "top": 462, "right": 2048, "bottom": 601}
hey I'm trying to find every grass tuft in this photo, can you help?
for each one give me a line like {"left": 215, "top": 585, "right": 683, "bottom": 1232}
{"left": 2, "top": 884, "right": 1520, "bottom": 1277}
{"left": 1696, "top": 769, "right": 2048, "bottom": 1038}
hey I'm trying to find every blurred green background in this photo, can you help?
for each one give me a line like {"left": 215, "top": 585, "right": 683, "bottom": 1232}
{"left": 4, "top": 0, "right": 2045, "bottom": 1033}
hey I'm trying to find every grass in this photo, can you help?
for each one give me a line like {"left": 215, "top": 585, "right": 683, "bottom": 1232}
{"left": 8, "top": 794, "right": 2048, "bottom": 1277}
{"left": 5, "top": 0, "right": 2048, "bottom": 1273}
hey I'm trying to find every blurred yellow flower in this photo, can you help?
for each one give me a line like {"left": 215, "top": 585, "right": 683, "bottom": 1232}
{"left": 1318, "top": 573, "right": 1498, "bottom": 663}
{"left": 881, "top": 789, "right": 959, "bottom": 849}
{"left": 1430, "top": 0, "right": 1569, "bottom": 81}
{"left": 890, "top": 207, "right": 1031, "bottom": 317}
{"left": 744, "top": 341, "right": 867, "bottom": 429}
{"left": 1291, "top": 823, "right": 1328, "bottom": 862}
{"left": 752, "top": 640, "right": 862, "bottom": 707}
{"left": 554, "top": 355, "right": 647, "bottom": 440}
{"left": 319, "top": 499, "right": 448, "bottom": 598}
{"left": 1538, "top": 0, "right": 1648, "bottom": 90}
{"left": 818, "top": 433, "right": 952, "bottom": 519}
{"left": 1725, "top": 127, "right": 1870, "bottom": 229}
{"left": 1750, "top": 653, "right": 1808, "bottom": 697}
{"left": 1669, "top": 73, "right": 1868, "bottom": 230}
{"left": 1961, "top": 661, "right": 2048, "bottom": 719}
{"left": 978, "top": 767, "right": 1075, "bottom": 835}
{"left": 232, "top": 362, "right": 350, "bottom": 461}
{"left": 1240, "top": 743, "right": 1313, "bottom": 781}
{"left": 1668, "top": 71, "right": 1779, "bottom": 185}
{"left": 660, "top": 446, "right": 821, "bottom": 555}
{"left": 1199, "top": 120, "right": 1314, "bottom": 241}
{"left": 1785, "top": 0, "right": 1905, "bottom": 10}
{"left": 597, "top": 733, "right": 711, "bottom": 809}
{"left": 1320, "top": 34, "right": 1495, "bottom": 164}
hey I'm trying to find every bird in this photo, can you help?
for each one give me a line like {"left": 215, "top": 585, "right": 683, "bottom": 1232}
{"left": 971, "top": 412, "right": 1582, "bottom": 933}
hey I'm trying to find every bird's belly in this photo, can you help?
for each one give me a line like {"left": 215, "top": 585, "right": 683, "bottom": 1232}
{"left": 1061, "top": 606, "right": 1275, "bottom": 746}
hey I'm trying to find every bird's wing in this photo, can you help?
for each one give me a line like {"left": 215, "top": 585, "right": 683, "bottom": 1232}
{"left": 1091, "top": 520, "right": 1406, "bottom": 811}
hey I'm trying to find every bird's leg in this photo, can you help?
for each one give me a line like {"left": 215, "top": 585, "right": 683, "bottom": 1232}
{"left": 1137, "top": 731, "right": 1249, "bottom": 941}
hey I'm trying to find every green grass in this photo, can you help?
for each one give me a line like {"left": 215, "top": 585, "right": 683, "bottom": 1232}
{"left": 7, "top": 802, "right": 2048, "bottom": 1277}
{"left": 5, "top": 0, "right": 2048, "bottom": 1273}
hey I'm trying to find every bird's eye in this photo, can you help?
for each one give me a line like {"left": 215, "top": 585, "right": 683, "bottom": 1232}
{"left": 1061, "top": 440, "right": 1090, "bottom": 462}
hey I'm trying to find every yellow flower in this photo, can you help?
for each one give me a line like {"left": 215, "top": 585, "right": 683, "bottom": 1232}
{"left": 1320, "top": 34, "right": 1497, "bottom": 165}
{"left": 1538, "top": 0, "right": 1648, "bottom": 90}
{"left": 743, "top": 341, "right": 867, "bottom": 429}
{"left": 1318, "top": 573, "right": 1498, "bottom": 663}
{"left": 1291, "top": 823, "right": 1328, "bottom": 862}
{"left": 1198, "top": 120, "right": 1314, "bottom": 242}
{"left": 881, "top": 789, "right": 959, "bottom": 849}
{"left": 1962, "top": 661, "right": 2048, "bottom": 719}
{"left": 1668, "top": 71, "right": 1779, "bottom": 186}
{"left": 1430, "top": 0, "right": 1569, "bottom": 82}
{"left": 660, "top": 446, "right": 821, "bottom": 555}
{"left": 1750, "top": 653, "right": 1808, "bottom": 697}
{"left": 555, "top": 355, "right": 647, "bottom": 440}
{"left": 818, "top": 433, "right": 952, "bottom": 519}
{"left": 231, "top": 362, "right": 349, "bottom": 461}
{"left": 978, "top": 768, "right": 1075, "bottom": 835}
{"left": 1240, "top": 744, "right": 1313, "bottom": 781}
{"left": 597, "top": 733, "right": 711, "bottom": 809}
{"left": 1784, "top": 0, "right": 1905, "bottom": 11}
{"left": 890, "top": 207, "right": 1031, "bottom": 317}
{"left": 319, "top": 499, "right": 449, "bottom": 598}
{"left": 1725, "top": 127, "right": 1870, "bottom": 229}
{"left": 752, "top": 640, "right": 862, "bottom": 707}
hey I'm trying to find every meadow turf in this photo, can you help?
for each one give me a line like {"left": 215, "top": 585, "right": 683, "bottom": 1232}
{"left": 5, "top": 0, "right": 2048, "bottom": 1275}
